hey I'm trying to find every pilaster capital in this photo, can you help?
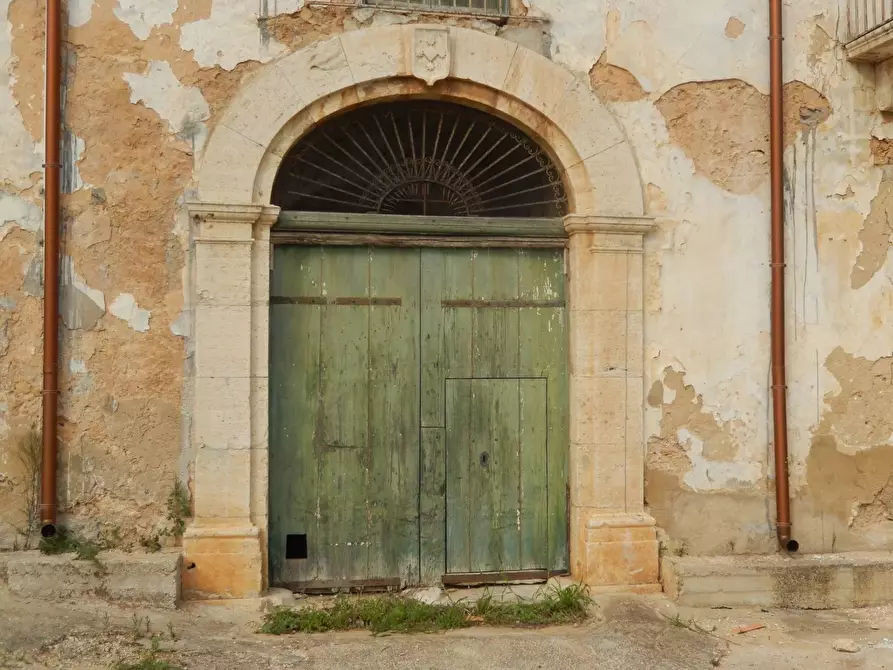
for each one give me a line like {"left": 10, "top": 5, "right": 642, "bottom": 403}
{"left": 563, "top": 215, "right": 655, "bottom": 254}
{"left": 563, "top": 214, "right": 655, "bottom": 236}
{"left": 187, "top": 201, "right": 281, "bottom": 243}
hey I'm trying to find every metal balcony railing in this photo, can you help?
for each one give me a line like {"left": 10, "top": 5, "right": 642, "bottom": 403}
{"left": 364, "top": 0, "right": 509, "bottom": 16}
{"left": 848, "top": 0, "right": 893, "bottom": 42}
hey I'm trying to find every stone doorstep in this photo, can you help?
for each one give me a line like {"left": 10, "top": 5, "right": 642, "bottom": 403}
{"left": 663, "top": 551, "right": 893, "bottom": 609}
{"left": 4, "top": 550, "right": 181, "bottom": 609}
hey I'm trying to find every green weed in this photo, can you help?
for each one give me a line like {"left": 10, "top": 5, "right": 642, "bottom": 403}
{"left": 112, "top": 658, "right": 183, "bottom": 670}
{"left": 165, "top": 480, "right": 190, "bottom": 538}
{"left": 260, "top": 583, "right": 590, "bottom": 635}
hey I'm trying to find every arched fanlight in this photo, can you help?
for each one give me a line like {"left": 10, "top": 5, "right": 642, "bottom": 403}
{"left": 272, "top": 100, "right": 568, "bottom": 218}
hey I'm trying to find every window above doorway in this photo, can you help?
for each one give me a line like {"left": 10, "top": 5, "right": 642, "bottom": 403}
{"left": 363, "top": 0, "right": 509, "bottom": 17}
{"left": 272, "top": 100, "right": 568, "bottom": 218}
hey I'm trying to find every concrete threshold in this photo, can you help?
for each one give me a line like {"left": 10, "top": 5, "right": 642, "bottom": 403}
{"left": 663, "top": 551, "right": 893, "bottom": 609}
{"left": 3, "top": 550, "right": 181, "bottom": 609}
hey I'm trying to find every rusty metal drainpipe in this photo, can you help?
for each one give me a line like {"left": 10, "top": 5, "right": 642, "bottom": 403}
{"left": 40, "top": 0, "right": 62, "bottom": 538}
{"left": 769, "top": 0, "right": 798, "bottom": 553}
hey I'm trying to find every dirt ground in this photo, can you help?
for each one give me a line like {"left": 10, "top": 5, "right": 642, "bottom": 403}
{"left": 1, "top": 586, "right": 893, "bottom": 669}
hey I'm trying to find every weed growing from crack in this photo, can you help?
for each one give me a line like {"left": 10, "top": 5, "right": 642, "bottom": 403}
{"left": 38, "top": 525, "right": 106, "bottom": 573}
{"left": 12, "top": 426, "right": 41, "bottom": 549}
{"left": 140, "top": 480, "right": 191, "bottom": 553}
{"left": 113, "top": 656, "right": 183, "bottom": 670}
{"left": 166, "top": 479, "right": 190, "bottom": 538}
{"left": 260, "top": 582, "right": 591, "bottom": 635}
{"left": 130, "top": 614, "right": 151, "bottom": 640}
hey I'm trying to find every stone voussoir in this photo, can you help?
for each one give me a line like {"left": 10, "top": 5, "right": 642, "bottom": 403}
{"left": 5, "top": 550, "right": 181, "bottom": 609}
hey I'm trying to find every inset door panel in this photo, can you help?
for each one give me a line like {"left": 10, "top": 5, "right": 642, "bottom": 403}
{"left": 445, "top": 378, "right": 549, "bottom": 574}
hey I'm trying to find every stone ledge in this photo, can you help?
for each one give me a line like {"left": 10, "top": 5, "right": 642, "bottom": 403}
{"left": 663, "top": 552, "right": 893, "bottom": 609}
{"left": 847, "top": 20, "right": 893, "bottom": 61}
{"left": 5, "top": 550, "right": 181, "bottom": 609}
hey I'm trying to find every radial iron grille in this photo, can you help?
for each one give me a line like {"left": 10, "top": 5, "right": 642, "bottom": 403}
{"left": 272, "top": 101, "right": 568, "bottom": 218}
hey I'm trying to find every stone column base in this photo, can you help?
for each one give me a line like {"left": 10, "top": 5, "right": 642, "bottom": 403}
{"left": 182, "top": 526, "right": 263, "bottom": 599}
{"left": 572, "top": 512, "right": 660, "bottom": 591}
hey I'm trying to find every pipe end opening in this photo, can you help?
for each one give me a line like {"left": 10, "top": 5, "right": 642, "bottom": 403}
{"left": 786, "top": 539, "right": 799, "bottom": 553}
{"left": 40, "top": 523, "right": 57, "bottom": 538}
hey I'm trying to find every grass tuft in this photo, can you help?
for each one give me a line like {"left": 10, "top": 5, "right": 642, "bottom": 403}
{"left": 38, "top": 525, "right": 103, "bottom": 563}
{"left": 113, "top": 659, "right": 183, "bottom": 670}
{"left": 260, "top": 583, "right": 590, "bottom": 635}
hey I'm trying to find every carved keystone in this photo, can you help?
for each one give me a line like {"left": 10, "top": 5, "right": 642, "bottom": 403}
{"left": 413, "top": 27, "right": 451, "bottom": 87}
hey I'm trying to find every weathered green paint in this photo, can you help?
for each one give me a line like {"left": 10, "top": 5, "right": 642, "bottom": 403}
{"left": 270, "top": 246, "right": 568, "bottom": 588}
{"left": 425, "top": 249, "right": 567, "bottom": 576}
{"left": 269, "top": 246, "right": 420, "bottom": 588}
{"left": 276, "top": 212, "right": 565, "bottom": 237}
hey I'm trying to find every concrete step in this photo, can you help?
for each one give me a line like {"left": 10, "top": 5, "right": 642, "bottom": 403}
{"left": 663, "top": 551, "right": 893, "bottom": 609}
{"left": 3, "top": 550, "right": 181, "bottom": 609}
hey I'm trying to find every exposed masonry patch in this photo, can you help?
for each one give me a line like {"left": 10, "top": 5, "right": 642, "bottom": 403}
{"left": 71, "top": 209, "right": 111, "bottom": 249}
{"left": 648, "top": 369, "right": 744, "bottom": 466}
{"left": 589, "top": 53, "right": 646, "bottom": 103}
{"left": 109, "top": 293, "right": 151, "bottom": 332}
{"left": 804, "top": 348, "right": 893, "bottom": 528}
{"left": 724, "top": 17, "right": 745, "bottom": 39}
{"left": 60, "top": 257, "right": 105, "bottom": 331}
{"left": 871, "top": 137, "right": 893, "bottom": 166}
{"left": 68, "top": 0, "right": 95, "bottom": 27}
{"left": 123, "top": 61, "right": 211, "bottom": 154}
{"left": 656, "top": 79, "right": 830, "bottom": 194}
{"left": 852, "top": 174, "right": 893, "bottom": 289}
{"left": 114, "top": 0, "right": 178, "bottom": 40}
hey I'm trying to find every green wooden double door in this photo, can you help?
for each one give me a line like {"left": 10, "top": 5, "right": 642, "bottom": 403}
{"left": 269, "top": 246, "right": 568, "bottom": 589}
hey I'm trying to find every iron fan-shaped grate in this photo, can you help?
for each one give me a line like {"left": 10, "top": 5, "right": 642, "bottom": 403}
{"left": 272, "top": 100, "right": 568, "bottom": 218}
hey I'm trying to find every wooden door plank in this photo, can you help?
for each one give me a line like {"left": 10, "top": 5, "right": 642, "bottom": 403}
{"left": 519, "top": 379, "right": 549, "bottom": 570}
{"left": 367, "top": 247, "right": 421, "bottom": 583}
{"left": 445, "top": 379, "right": 472, "bottom": 573}
{"left": 419, "top": 427, "right": 445, "bottom": 583}
{"left": 518, "top": 249, "right": 569, "bottom": 572}
{"left": 269, "top": 246, "right": 324, "bottom": 585}
{"left": 472, "top": 249, "right": 520, "bottom": 378}
{"left": 316, "top": 247, "right": 371, "bottom": 582}
{"left": 464, "top": 379, "right": 522, "bottom": 573}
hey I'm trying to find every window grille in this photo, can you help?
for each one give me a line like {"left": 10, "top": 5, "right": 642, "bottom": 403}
{"left": 272, "top": 100, "right": 568, "bottom": 218}
{"left": 364, "top": 0, "right": 509, "bottom": 17}
{"left": 847, "top": 0, "right": 893, "bottom": 42}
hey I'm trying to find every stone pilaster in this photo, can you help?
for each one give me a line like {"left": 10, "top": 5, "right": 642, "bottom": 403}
{"left": 564, "top": 214, "right": 660, "bottom": 592}
{"left": 182, "top": 202, "right": 279, "bottom": 599}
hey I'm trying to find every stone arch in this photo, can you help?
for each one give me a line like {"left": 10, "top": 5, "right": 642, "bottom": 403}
{"left": 195, "top": 24, "right": 644, "bottom": 217}
{"left": 183, "top": 24, "right": 658, "bottom": 601}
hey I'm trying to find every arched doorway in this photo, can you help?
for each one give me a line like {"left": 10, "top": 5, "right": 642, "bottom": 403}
{"left": 267, "top": 99, "right": 570, "bottom": 590}
{"left": 184, "top": 25, "right": 658, "bottom": 601}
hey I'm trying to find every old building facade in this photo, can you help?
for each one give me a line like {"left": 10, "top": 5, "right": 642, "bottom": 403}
{"left": 1, "top": 0, "right": 892, "bottom": 599}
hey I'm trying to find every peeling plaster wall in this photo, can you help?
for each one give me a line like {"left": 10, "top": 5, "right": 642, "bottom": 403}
{"left": 0, "top": 0, "right": 891, "bottom": 557}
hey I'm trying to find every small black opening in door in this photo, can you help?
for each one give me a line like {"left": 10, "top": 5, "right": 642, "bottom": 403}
{"left": 286, "top": 534, "right": 308, "bottom": 559}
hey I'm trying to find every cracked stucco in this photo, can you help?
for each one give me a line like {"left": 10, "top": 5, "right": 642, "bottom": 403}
{"left": 123, "top": 60, "right": 211, "bottom": 153}
{"left": 0, "top": 0, "right": 891, "bottom": 554}
{"left": 114, "top": 0, "right": 178, "bottom": 40}
{"left": 109, "top": 293, "right": 151, "bottom": 333}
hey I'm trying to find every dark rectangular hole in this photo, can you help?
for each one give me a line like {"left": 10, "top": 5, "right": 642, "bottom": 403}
{"left": 286, "top": 534, "right": 308, "bottom": 559}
